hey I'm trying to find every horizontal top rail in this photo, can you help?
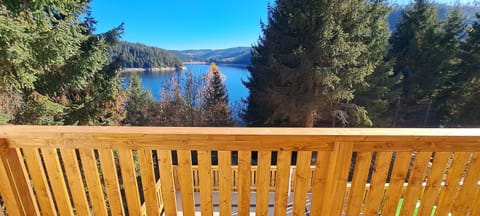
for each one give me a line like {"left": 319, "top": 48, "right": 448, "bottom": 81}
{"left": 1, "top": 126, "right": 480, "bottom": 151}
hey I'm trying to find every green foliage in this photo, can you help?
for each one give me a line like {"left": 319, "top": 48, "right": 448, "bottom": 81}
{"left": 389, "top": 1, "right": 467, "bottom": 127}
{"left": 201, "top": 63, "right": 234, "bottom": 126}
{"left": 244, "top": 0, "right": 390, "bottom": 127}
{"left": 110, "top": 41, "right": 183, "bottom": 69}
{"left": 0, "top": 0, "right": 126, "bottom": 125}
{"left": 16, "top": 93, "right": 65, "bottom": 125}
{"left": 123, "top": 73, "right": 154, "bottom": 125}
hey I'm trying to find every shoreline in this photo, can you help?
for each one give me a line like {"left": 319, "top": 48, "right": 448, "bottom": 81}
{"left": 122, "top": 66, "right": 186, "bottom": 72}
{"left": 183, "top": 62, "right": 249, "bottom": 68}
{"left": 121, "top": 62, "right": 249, "bottom": 73}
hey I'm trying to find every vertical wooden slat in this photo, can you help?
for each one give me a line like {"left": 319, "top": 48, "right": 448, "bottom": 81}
{"left": 435, "top": 152, "right": 470, "bottom": 215}
{"left": 292, "top": 151, "right": 312, "bottom": 216}
{"left": 22, "top": 148, "right": 56, "bottom": 215}
{"left": 60, "top": 149, "right": 90, "bottom": 216}
{"left": 256, "top": 151, "right": 272, "bottom": 216}
{"left": 0, "top": 153, "right": 22, "bottom": 216}
{"left": 40, "top": 148, "right": 73, "bottom": 215}
{"left": 470, "top": 189, "right": 480, "bottom": 216}
{"left": 41, "top": 148, "right": 74, "bottom": 216}
{"left": 157, "top": 150, "right": 177, "bottom": 216}
{"left": 198, "top": 150, "right": 213, "bottom": 215}
{"left": 400, "top": 152, "right": 432, "bottom": 216}
{"left": 274, "top": 151, "right": 292, "bottom": 216}
{"left": 318, "top": 142, "right": 353, "bottom": 216}
{"left": 363, "top": 151, "right": 393, "bottom": 215}
{"left": 78, "top": 149, "right": 108, "bottom": 216}
{"left": 309, "top": 151, "right": 331, "bottom": 215}
{"left": 346, "top": 152, "right": 373, "bottom": 216}
{"left": 218, "top": 151, "right": 232, "bottom": 215}
{"left": 117, "top": 149, "right": 141, "bottom": 215}
{"left": 417, "top": 152, "right": 451, "bottom": 216}
{"left": 381, "top": 152, "right": 413, "bottom": 215}
{"left": 4, "top": 148, "right": 40, "bottom": 215}
{"left": 97, "top": 149, "right": 125, "bottom": 216}
{"left": 450, "top": 152, "right": 480, "bottom": 215}
{"left": 176, "top": 150, "right": 195, "bottom": 216}
{"left": 237, "top": 150, "right": 251, "bottom": 216}
{"left": 138, "top": 149, "right": 160, "bottom": 216}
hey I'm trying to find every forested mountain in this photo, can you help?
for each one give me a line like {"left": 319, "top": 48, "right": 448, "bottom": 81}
{"left": 110, "top": 42, "right": 183, "bottom": 69}
{"left": 170, "top": 47, "right": 251, "bottom": 65}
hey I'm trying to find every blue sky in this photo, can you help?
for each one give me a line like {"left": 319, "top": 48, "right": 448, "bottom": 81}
{"left": 89, "top": 0, "right": 477, "bottom": 50}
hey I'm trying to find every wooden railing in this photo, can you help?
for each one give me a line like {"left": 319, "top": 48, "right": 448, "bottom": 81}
{"left": 1, "top": 126, "right": 480, "bottom": 215}
{"left": 173, "top": 165, "right": 315, "bottom": 192}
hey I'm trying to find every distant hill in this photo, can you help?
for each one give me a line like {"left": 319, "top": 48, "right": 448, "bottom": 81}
{"left": 110, "top": 41, "right": 183, "bottom": 69}
{"left": 170, "top": 47, "right": 252, "bottom": 65}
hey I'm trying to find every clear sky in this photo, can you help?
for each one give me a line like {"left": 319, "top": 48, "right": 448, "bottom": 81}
{"left": 89, "top": 0, "right": 477, "bottom": 50}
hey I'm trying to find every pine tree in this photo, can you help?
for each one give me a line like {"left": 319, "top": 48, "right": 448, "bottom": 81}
{"left": 451, "top": 13, "right": 480, "bottom": 125}
{"left": 389, "top": 1, "right": 465, "bottom": 127}
{"left": 244, "top": 0, "right": 390, "bottom": 127}
{"left": 124, "top": 73, "right": 154, "bottom": 125}
{"left": 0, "top": 1, "right": 125, "bottom": 125}
{"left": 202, "top": 63, "right": 233, "bottom": 126}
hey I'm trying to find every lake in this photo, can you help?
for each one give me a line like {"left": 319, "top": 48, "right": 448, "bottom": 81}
{"left": 122, "top": 64, "right": 250, "bottom": 105}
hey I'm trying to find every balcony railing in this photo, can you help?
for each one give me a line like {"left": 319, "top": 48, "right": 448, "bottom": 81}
{"left": 1, "top": 126, "right": 480, "bottom": 215}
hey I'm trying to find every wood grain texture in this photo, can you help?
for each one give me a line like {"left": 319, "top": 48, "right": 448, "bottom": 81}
{"left": 417, "top": 152, "right": 451, "bottom": 216}
{"left": 309, "top": 151, "right": 331, "bottom": 215}
{"left": 3, "top": 126, "right": 480, "bottom": 152}
{"left": 237, "top": 151, "right": 251, "bottom": 216}
{"left": 400, "top": 152, "right": 432, "bottom": 216}
{"left": 381, "top": 152, "right": 413, "bottom": 215}
{"left": 97, "top": 149, "right": 125, "bottom": 216}
{"left": 346, "top": 152, "right": 373, "bottom": 216}
{"left": 22, "top": 148, "right": 56, "bottom": 216}
{"left": 273, "top": 151, "right": 292, "bottom": 216}
{"left": 318, "top": 142, "right": 353, "bottom": 216}
{"left": 450, "top": 152, "right": 480, "bottom": 215}
{"left": 117, "top": 149, "right": 141, "bottom": 215}
{"left": 157, "top": 150, "right": 177, "bottom": 216}
{"left": 256, "top": 151, "right": 271, "bottom": 216}
{"left": 60, "top": 149, "right": 90, "bottom": 216}
{"left": 0, "top": 153, "right": 22, "bottom": 216}
{"left": 363, "top": 152, "right": 393, "bottom": 215}
{"left": 218, "top": 151, "right": 232, "bottom": 216}
{"left": 4, "top": 148, "right": 39, "bottom": 215}
{"left": 79, "top": 149, "right": 108, "bottom": 216}
{"left": 292, "top": 151, "right": 312, "bottom": 216}
{"left": 176, "top": 150, "right": 195, "bottom": 216}
{"left": 138, "top": 149, "right": 160, "bottom": 216}
{"left": 435, "top": 152, "right": 471, "bottom": 215}
{"left": 198, "top": 150, "right": 213, "bottom": 216}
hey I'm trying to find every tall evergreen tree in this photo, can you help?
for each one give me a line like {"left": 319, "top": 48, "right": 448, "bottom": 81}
{"left": 451, "top": 13, "right": 480, "bottom": 125}
{"left": 244, "top": 0, "right": 390, "bottom": 127}
{"left": 202, "top": 63, "right": 233, "bottom": 126}
{"left": 124, "top": 73, "right": 154, "bottom": 125}
{"left": 0, "top": 1, "right": 125, "bottom": 125}
{"left": 389, "top": 1, "right": 465, "bottom": 127}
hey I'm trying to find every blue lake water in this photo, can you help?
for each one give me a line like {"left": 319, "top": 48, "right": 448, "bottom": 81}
{"left": 122, "top": 64, "right": 250, "bottom": 105}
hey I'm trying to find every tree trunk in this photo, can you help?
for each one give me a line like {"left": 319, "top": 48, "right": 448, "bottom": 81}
{"left": 423, "top": 98, "right": 432, "bottom": 127}
{"left": 392, "top": 98, "right": 401, "bottom": 127}
{"left": 305, "top": 111, "right": 314, "bottom": 128}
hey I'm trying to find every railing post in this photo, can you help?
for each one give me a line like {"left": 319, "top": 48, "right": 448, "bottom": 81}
{"left": 317, "top": 141, "right": 353, "bottom": 216}
{"left": 0, "top": 139, "right": 39, "bottom": 215}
